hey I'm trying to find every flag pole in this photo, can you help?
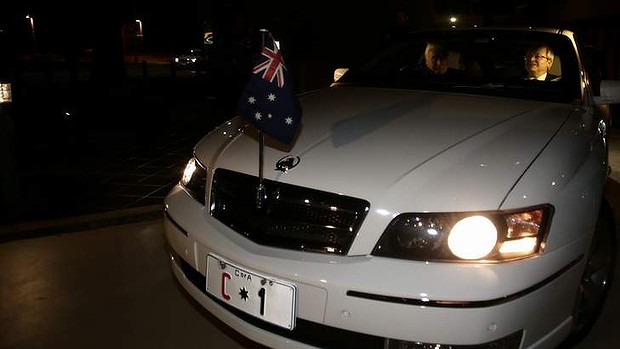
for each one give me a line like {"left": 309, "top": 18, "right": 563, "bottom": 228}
{"left": 256, "top": 131, "right": 265, "bottom": 208}
{"left": 256, "top": 29, "right": 269, "bottom": 209}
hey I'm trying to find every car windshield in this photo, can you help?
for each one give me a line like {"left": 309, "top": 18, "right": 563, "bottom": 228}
{"left": 337, "top": 29, "right": 582, "bottom": 103}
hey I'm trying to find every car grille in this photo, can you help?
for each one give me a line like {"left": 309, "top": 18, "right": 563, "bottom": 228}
{"left": 210, "top": 168, "right": 370, "bottom": 255}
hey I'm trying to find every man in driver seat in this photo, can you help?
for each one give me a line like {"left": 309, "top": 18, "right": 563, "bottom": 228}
{"left": 416, "top": 42, "right": 464, "bottom": 80}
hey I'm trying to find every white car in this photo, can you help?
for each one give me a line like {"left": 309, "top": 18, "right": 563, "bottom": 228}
{"left": 164, "top": 27, "right": 620, "bottom": 349}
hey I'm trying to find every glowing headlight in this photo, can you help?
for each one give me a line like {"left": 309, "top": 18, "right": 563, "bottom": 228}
{"left": 179, "top": 157, "right": 207, "bottom": 205}
{"left": 181, "top": 158, "right": 197, "bottom": 186}
{"left": 448, "top": 216, "right": 497, "bottom": 259}
{"left": 372, "top": 205, "right": 553, "bottom": 262}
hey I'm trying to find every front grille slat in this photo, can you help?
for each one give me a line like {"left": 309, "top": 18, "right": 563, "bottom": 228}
{"left": 210, "top": 168, "right": 370, "bottom": 255}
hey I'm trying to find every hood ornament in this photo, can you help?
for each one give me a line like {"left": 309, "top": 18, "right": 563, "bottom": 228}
{"left": 275, "top": 155, "right": 300, "bottom": 172}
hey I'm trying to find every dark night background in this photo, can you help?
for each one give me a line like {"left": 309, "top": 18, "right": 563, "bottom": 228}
{"left": 2, "top": 0, "right": 620, "bottom": 227}
{"left": 3, "top": 0, "right": 620, "bottom": 90}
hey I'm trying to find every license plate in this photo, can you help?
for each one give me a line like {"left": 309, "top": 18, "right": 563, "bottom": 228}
{"left": 206, "top": 254, "right": 297, "bottom": 329}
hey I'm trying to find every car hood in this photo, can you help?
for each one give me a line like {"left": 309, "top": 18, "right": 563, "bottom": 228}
{"left": 196, "top": 86, "right": 572, "bottom": 214}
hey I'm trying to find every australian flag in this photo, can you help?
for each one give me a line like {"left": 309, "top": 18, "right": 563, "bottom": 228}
{"left": 236, "top": 31, "right": 302, "bottom": 144}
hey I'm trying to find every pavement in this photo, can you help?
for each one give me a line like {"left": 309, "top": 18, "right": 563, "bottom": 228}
{"left": 0, "top": 55, "right": 226, "bottom": 241}
{"left": 0, "top": 218, "right": 268, "bottom": 349}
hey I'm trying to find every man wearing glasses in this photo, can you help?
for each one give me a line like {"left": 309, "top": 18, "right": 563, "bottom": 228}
{"left": 524, "top": 44, "right": 561, "bottom": 81}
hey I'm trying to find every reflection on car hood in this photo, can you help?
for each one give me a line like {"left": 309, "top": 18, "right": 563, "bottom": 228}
{"left": 197, "top": 86, "right": 572, "bottom": 212}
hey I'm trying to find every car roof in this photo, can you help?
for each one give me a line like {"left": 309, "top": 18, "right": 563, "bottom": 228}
{"left": 407, "top": 26, "right": 575, "bottom": 37}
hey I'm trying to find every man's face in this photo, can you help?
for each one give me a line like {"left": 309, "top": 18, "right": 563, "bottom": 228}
{"left": 425, "top": 48, "right": 448, "bottom": 74}
{"left": 525, "top": 47, "right": 552, "bottom": 78}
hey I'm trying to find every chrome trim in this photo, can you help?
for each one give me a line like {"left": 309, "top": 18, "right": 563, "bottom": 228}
{"left": 347, "top": 255, "right": 583, "bottom": 308}
{"left": 164, "top": 207, "right": 189, "bottom": 236}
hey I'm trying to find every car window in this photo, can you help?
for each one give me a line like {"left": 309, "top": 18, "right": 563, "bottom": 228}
{"left": 338, "top": 29, "right": 581, "bottom": 103}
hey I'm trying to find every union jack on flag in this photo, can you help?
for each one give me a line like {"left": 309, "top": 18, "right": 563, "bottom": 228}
{"left": 236, "top": 31, "right": 302, "bottom": 144}
{"left": 252, "top": 35, "right": 286, "bottom": 88}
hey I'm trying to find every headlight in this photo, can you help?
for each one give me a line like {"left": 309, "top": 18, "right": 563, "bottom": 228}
{"left": 372, "top": 205, "right": 553, "bottom": 262}
{"left": 180, "top": 157, "right": 207, "bottom": 205}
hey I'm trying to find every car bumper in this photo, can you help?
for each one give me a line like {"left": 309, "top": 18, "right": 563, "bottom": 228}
{"left": 163, "top": 186, "right": 586, "bottom": 349}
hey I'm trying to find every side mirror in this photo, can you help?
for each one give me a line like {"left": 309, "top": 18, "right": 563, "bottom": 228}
{"left": 594, "top": 80, "right": 620, "bottom": 105}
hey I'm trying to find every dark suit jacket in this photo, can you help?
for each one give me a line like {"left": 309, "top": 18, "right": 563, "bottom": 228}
{"left": 525, "top": 73, "right": 561, "bottom": 81}
{"left": 545, "top": 73, "right": 561, "bottom": 81}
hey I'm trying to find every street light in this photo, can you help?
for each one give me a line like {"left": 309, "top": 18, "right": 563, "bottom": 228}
{"left": 25, "top": 14, "right": 37, "bottom": 53}
{"left": 449, "top": 16, "right": 458, "bottom": 28}
{"left": 0, "top": 82, "right": 11, "bottom": 104}
{"left": 134, "top": 19, "right": 143, "bottom": 63}
{"left": 135, "top": 19, "right": 143, "bottom": 38}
